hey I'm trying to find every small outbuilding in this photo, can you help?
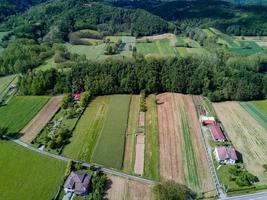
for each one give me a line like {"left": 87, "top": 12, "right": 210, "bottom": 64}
{"left": 72, "top": 93, "right": 81, "bottom": 101}
{"left": 64, "top": 171, "right": 91, "bottom": 196}
{"left": 208, "top": 122, "right": 225, "bottom": 141}
{"left": 214, "top": 146, "right": 238, "bottom": 165}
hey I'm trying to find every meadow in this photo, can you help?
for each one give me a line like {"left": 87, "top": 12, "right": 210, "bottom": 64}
{"left": 0, "top": 96, "right": 50, "bottom": 134}
{"left": 36, "top": 57, "right": 58, "bottom": 71}
{"left": 92, "top": 95, "right": 131, "bottom": 169}
{"left": 0, "top": 141, "right": 66, "bottom": 200}
{"left": 144, "top": 95, "right": 160, "bottom": 180}
{"left": 240, "top": 101, "right": 267, "bottom": 129}
{"left": 63, "top": 96, "right": 110, "bottom": 161}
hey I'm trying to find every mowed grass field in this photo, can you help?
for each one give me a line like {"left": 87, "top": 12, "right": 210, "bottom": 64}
{"left": 213, "top": 102, "right": 267, "bottom": 183}
{"left": 0, "top": 75, "right": 16, "bottom": 94}
{"left": 0, "top": 96, "right": 50, "bottom": 134}
{"left": 240, "top": 100, "right": 267, "bottom": 129}
{"left": 92, "top": 95, "right": 131, "bottom": 169}
{"left": 144, "top": 95, "right": 160, "bottom": 180}
{"left": 63, "top": 96, "right": 110, "bottom": 162}
{"left": 0, "top": 141, "right": 66, "bottom": 200}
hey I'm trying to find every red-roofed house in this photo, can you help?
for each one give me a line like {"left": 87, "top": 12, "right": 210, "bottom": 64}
{"left": 214, "top": 146, "right": 238, "bottom": 164}
{"left": 72, "top": 93, "right": 81, "bottom": 101}
{"left": 208, "top": 122, "right": 225, "bottom": 141}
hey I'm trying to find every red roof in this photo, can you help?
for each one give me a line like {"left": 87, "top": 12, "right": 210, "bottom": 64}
{"left": 216, "top": 146, "right": 238, "bottom": 161}
{"left": 72, "top": 93, "right": 81, "bottom": 101}
{"left": 203, "top": 120, "right": 215, "bottom": 125}
{"left": 208, "top": 122, "right": 225, "bottom": 141}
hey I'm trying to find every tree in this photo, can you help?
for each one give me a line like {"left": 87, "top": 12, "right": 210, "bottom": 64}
{"left": 263, "top": 164, "right": 267, "bottom": 172}
{"left": 61, "top": 93, "right": 72, "bottom": 109}
{"left": 80, "top": 91, "right": 91, "bottom": 107}
{"left": 153, "top": 181, "right": 195, "bottom": 200}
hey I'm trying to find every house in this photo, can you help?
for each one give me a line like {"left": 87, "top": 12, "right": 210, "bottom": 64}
{"left": 64, "top": 171, "right": 91, "bottom": 195}
{"left": 72, "top": 93, "right": 81, "bottom": 101}
{"left": 214, "top": 146, "right": 238, "bottom": 164}
{"left": 208, "top": 122, "right": 225, "bottom": 141}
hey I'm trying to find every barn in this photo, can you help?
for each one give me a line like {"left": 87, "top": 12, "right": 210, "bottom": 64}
{"left": 208, "top": 122, "right": 225, "bottom": 141}
{"left": 214, "top": 146, "right": 238, "bottom": 165}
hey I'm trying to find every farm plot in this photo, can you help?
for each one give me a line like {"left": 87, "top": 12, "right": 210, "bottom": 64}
{"left": 123, "top": 95, "right": 140, "bottom": 173}
{"left": 0, "top": 96, "right": 50, "bottom": 134}
{"left": 144, "top": 95, "right": 160, "bottom": 180}
{"left": 240, "top": 101, "right": 267, "bottom": 129}
{"left": 0, "top": 141, "right": 66, "bottom": 200}
{"left": 105, "top": 175, "right": 152, "bottom": 200}
{"left": 20, "top": 95, "right": 63, "bottom": 143}
{"left": 92, "top": 95, "right": 131, "bottom": 169}
{"left": 63, "top": 96, "right": 110, "bottom": 162}
{"left": 213, "top": 102, "right": 267, "bottom": 183}
{"left": 157, "top": 93, "right": 215, "bottom": 195}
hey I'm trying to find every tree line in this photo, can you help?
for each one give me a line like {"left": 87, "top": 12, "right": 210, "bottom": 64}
{"left": 18, "top": 52, "right": 267, "bottom": 102}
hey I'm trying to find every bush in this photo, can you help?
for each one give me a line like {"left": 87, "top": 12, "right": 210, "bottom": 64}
{"left": 0, "top": 127, "right": 8, "bottom": 139}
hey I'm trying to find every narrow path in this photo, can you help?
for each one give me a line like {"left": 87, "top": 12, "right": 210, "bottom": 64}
{"left": 6, "top": 137, "right": 156, "bottom": 186}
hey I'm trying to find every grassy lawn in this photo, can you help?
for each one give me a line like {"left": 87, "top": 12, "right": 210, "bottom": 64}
{"left": 144, "top": 95, "right": 160, "bottom": 180}
{"left": 0, "top": 141, "right": 66, "bottom": 200}
{"left": 123, "top": 95, "right": 140, "bottom": 173}
{"left": 0, "top": 75, "right": 16, "bottom": 95}
{"left": 63, "top": 96, "right": 110, "bottom": 161}
{"left": 0, "top": 96, "right": 50, "bottom": 134}
{"left": 240, "top": 101, "right": 267, "bottom": 129}
{"left": 36, "top": 57, "right": 58, "bottom": 71}
{"left": 92, "top": 95, "right": 131, "bottom": 169}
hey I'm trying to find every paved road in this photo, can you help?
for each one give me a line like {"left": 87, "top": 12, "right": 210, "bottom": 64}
{"left": 221, "top": 191, "right": 267, "bottom": 200}
{"left": 7, "top": 137, "right": 156, "bottom": 186}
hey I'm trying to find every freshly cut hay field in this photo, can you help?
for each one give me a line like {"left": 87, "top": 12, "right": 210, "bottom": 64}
{"left": 0, "top": 75, "right": 16, "bottom": 95}
{"left": 213, "top": 102, "right": 267, "bottom": 183}
{"left": 157, "top": 93, "right": 215, "bottom": 195}
{"left": 123, "top": 95, "right": 140, "bottom": 173}
{"left": 92, "top": 95, "right": 131, "bottom": 169}
{"left": 240, "top": 101, "right": 267, "bottom": 129}
{"left": 63, "top": 96, "right": 110, "bottom": 162}
{"left": 0, "top": 96, "right": 50, "bottom": 134}
{"left": 0, "top": 141, "right": 66, "bottom": 200}
{"left": 105, "top": 175, "right": 152, "bottom": 200}
{"left": 20, "top": 96, "right": 63, "bottom": 143}
{"left": 144, "top": 95, "right": 160, "bottom": 180}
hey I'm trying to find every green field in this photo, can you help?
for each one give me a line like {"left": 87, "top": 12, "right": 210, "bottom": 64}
{"left": 123, "top": 95, "right": 140, "bottom": 173}
{"left": 92, "top": 95, "right": 131, "bottom": 169}
{"left": 36, "top": 57, "right": 58, "bottom": 71}
{"left": 0, "top": 96, "right": 50, "bottom": 134}
{"left": 63, "top": 96, "right": 110, "bottom": 161}
{"left": 0, "top": 141, "right": 66, "bottom": 200}
{"left": 144, "top": 95, "right": 160, "bottom": 180}
{"left": 240, "top": 101, "right": 267, "bottom": 129}
{"left": 136, "top": 39, "right": 177, "bottom": 57}
{"left": 0, "top": 75, "right": 16, "bottom": 95}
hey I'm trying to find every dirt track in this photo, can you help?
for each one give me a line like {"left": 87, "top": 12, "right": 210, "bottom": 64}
{"left": 105, "top": 175, "right": 152, "bottom": 200}
{"left": 134, "top": 134, "right": 145, "bottom": 175}
{"left": 20, "top": 95, "right": 63, "bottom": 143}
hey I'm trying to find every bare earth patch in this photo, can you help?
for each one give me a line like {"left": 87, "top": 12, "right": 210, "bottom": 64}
{"left": 134, "top": 134, "right": 145, "bottom": 175}
{"left": 213, "top": 102, "right": 267, "bottom": 183}
{"left": 105, "top": 175, "right": 152, "bottom": 200}
{"left": 20, "top": 95, "right": 63, "bottom": 143}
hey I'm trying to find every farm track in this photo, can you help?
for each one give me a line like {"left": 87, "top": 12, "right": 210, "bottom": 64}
{"left": 20, "top": 95, "right": 63, "bottom": 143}
{"left": 213, "top": 102, "right": 267, "bottom": 184}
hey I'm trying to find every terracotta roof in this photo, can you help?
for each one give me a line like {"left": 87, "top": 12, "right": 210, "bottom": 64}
{"left": 208, "top": 122, "right": 225, "bottom": 141}
{"left": 216, "top": 146, "right": 238, "bottom": 161}
{"left": 64, "top": 171, "right": 91, "bottom": 195}
{"left": 72, "top": 93, "right": 81, "bottom": 101}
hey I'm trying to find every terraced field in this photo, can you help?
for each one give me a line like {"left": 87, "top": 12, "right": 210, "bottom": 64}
{"left": 0, "top": 96, "right": 50, "bottom": 134}
{"left": 63, "top": 96, "right": 110, "bottom": 161}
{"left": 213, "top": 102, "right": 267, "bottom": 184}
{"left": 92, "top": 95, "right": 131, "bottom": 169}
{"left": 0, "top": 141, "right": 66, "bottom": 200}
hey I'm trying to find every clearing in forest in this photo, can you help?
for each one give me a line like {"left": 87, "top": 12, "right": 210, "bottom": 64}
{"left": 92, "top": 95, "right": 131, "bottom": 169}
{"left": 0, "top": 141, "right": 66, "bottom": 200}
{"left": 20, "top": 95, "right": 63, "bottom": 143}
{"left": 105, "top": 175, "right": 152, "bottom": 200}
{"left": 0, "top": 96, "right": 50, "bottom": 134}
{"left": 157, "top": 93, "right": 215, "bottom": 195}
{"left": 213, "top": 102, "right": 267, "bottom": 183}
{"left": 63, "top": 96, "right": 110, "bottom": 162}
